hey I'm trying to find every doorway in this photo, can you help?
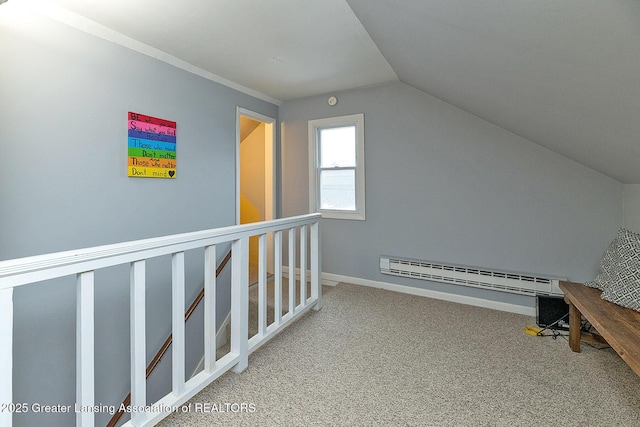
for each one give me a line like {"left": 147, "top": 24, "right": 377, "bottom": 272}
{"left": 236, "top": 107, "right": 276, "bottom": 281}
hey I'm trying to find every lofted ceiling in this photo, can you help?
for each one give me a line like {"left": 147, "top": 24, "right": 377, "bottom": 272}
{"left": 239, "top": 116, "right": 261, "bottom": 142}
{"left": 15, "top": 0, "right": 640, "bottom": 183}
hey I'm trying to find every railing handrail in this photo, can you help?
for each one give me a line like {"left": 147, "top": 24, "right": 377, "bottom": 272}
{"left": 0, "top": 213, "right": 321, "bottom": 290}
{"left": 1, "top": 213, "right": 322, "bottom": 427}
{"left": 106, "top": 249, "right": 232, "bottom": 427}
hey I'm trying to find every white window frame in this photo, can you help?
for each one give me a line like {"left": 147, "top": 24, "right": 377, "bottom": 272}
{"left": 308, "top": 113, "right": 365, "bottom": 220}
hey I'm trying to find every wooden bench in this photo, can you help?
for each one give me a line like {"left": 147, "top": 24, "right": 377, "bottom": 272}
{"left": 559, "top": 281, "right": 640, "bottom": 376}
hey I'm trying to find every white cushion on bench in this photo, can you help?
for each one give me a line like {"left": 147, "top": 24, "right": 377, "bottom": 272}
{"left": 601, "top": 228, "right": 640, "bottom": 312}
{"left": 585, "top": 235, "right": 619, "bottom": 291}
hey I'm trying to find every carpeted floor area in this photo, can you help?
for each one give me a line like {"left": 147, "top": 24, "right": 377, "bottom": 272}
{"left": 159, "top": 282, "right": 640, "bottom": 426}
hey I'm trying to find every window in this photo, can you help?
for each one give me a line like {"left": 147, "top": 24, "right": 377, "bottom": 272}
{"left": 308, "top": 114, "right": 365, "bottom": 220}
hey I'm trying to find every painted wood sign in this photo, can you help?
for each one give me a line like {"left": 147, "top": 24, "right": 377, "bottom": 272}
{"left": 128, "top": 112, "right": 176, "bottom": 179}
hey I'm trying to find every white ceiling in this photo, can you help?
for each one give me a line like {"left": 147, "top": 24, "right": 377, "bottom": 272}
{"left": 45, "top": 0, "right": 397, "bottom": 101}
{"left": 26, "top": 0, "right": 640, "bottom": 183}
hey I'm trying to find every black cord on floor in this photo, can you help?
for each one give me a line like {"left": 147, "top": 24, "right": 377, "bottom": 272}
{"left": 530, "top": 314, "right": 611, "bottom": 348}
{"left": 536, "top": 313, "right": 569, "bottom": 339}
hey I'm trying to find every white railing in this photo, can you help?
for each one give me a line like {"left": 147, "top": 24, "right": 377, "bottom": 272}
{"left": 0, "top": 213, "right": 322, "bottom": 427}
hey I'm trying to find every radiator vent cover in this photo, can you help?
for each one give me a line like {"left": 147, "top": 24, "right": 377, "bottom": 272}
{"left": 380, "top": 256, "right": 562, "bottom": 296}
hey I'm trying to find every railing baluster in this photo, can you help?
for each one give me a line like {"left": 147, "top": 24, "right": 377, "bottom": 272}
{"left": 300, "top": 225, "right": 308, "bottom": 305}
{"left": 231, "top": 238, "right": 249, "bottom": 373}
{"left": 311, "top": 220, "right": 322, "bottom": 311}
{"left": 0, "top": 288, "right": 13, "bottom": 427}
{"left": 76, "top": 271, "right": 95, "bottom": 427}
{"left": 204, "top": 245, "right": 216, "bottom": 373}
{"left": 288, "top": 227, "right": 296, "bottom": 315}
{"left": 130, "top": 260, "right": 146, "bottom": 425}
{"left": 0, "top": 213, "right": 321, "bottom": 427}
{"left": 171, "top": 252, "right": 185, "bottom": 395}
{"left": 274, "top": 230, "right": 283, "bottom": 325}
{"left": 258, "top": 234, "right": 267, "bottom": 336}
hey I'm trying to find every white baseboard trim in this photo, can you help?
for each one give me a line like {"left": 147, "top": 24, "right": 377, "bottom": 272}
{"left": 280, "top": 267, "right": 534, "bottom": 315}
{"left": 191, "top": 312, "right": 231, "bottom": 379}
{"left": 325, "top": 271, "right": 535, "bottom": 316}
{"left": 282, "top": 266, "right": 338, "bottom": 286}
{"left": 192, "top": 358, "right": 204, "bottom": 380}
{"left": 216, "top": 312, "right": 231, "bottom": 348}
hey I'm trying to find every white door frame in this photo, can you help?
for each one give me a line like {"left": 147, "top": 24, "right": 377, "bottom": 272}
{"left": 235, "top": 107, "right": 276, "bottom": 225}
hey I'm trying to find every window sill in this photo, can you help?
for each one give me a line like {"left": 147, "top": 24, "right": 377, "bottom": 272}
{"left": 319, "top": 210, "right": 365, "bottom": 221}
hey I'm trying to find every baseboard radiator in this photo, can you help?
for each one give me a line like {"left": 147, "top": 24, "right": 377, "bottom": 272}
{"left": 380, "top": 256, "right": 562, "bottom": 296}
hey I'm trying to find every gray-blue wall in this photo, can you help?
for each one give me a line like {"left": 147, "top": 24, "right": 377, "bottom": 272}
{"left": 281, "top": 81, "right": 622, "bottom": 307}
{"left": 623, "top": 184, "right": 640, "bottom": 232}
{"left": 1, "top": 8, "right": 626, "bottom": 426}
{"left": 0, "top": 12, "right": 277, "bottom": 427}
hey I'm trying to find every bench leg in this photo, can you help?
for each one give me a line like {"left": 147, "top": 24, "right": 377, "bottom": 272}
{"left": 568, "top": 302, "right": 581, "bottom": 352}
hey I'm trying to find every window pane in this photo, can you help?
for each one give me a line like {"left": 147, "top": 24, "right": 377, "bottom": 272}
{"left": 319, "top": 126, "right": 356, "bottom": 167}
{"left": 319, "top": 169, "right": 356, "bottom": 211}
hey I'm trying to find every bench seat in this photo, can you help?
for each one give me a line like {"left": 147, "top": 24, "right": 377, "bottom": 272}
{"left": 559, "top": 280, "right": 640, "bottom": 376}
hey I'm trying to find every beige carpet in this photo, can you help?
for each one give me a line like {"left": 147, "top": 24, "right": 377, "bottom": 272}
{"left": 160, "top": 282, "right": 640, "bottom": 426}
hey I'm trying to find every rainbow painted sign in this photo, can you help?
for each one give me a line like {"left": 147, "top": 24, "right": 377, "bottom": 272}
{"left": 128, "top": 112, "right": 176, "bottom": 179}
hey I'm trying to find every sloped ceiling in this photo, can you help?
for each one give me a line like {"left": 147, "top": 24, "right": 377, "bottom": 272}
{"left": 13, "top": 0, "right": 640, "bottom": 183}
{"left": 347, "top": 0, "right": 640, "bottom": 184}
{"left": 240, "top": 117, "right": 261, "bottom": 142}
